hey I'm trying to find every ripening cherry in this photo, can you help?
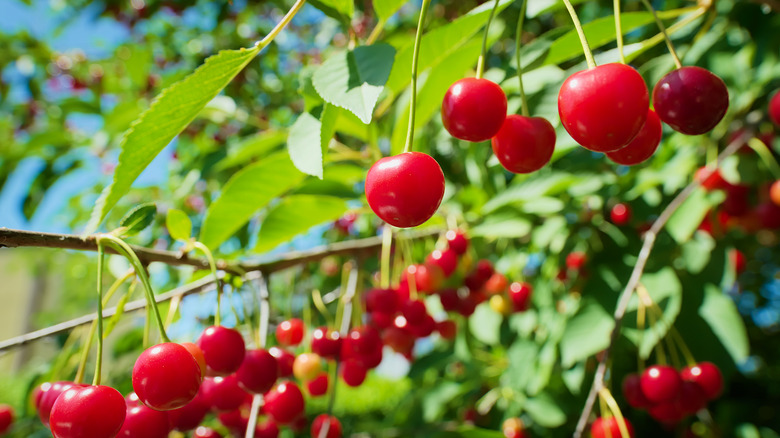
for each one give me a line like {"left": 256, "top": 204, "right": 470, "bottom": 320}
{"left": 622, "top": 373, "right": 650, "bottom": 409}
{"left": 276, "top": 318, "right": 305, "bottom": 347}
{"left": 264, "top": 381, "right": 305, "bottom": 425}
{"left": 442, "top": 78, "right": 508, "bottom": 142}
{"left": 770, "top": 90, "right": 780, "bottom": 126}
{"left": 236, "top": 349, "right": 279, "bottom": 394}
{"left": 489, "top": 295, "right": 512, "bottom": 316}
{"left": 590, "top": 416, "right": 635, "bottom": 438}
{"left": 426, "top": 249, "right": 458, "bottom": 277}
{"left": 606, "top": 109, "right": 663, "bottom": 166}
{"left": 484, "top": 272, "right": 509, "bottom": 296}
{"left": 0, "top": 404, "right": 13, "bottom": 435}
{"left": 445, "top": 230, "right": 469, "bottom": 255}
{"left": 196, "top": 326, "right": 246, "bottom": 376}
{"left": 558, "top": 63, "right": 649, "bottom": 152}
{"left": 311, "top": 414, "right": 342, "bottom": 438}
{"left": 492, "top": 115, "right": 556, "bottom": 173}
{"left": 412, "top": 263, "right": 444, "bottom": 293}
{"left": 771, "top": 180, "right": 780, "bottom": 206}
{"left": 695, "top": 167, "right": 729, "bottom": 191}
{"left": 306, "top": 373, "right": 329, "bottom": 397}
{"left": 49, "top": 385, "right": 126, "bottom": 438}
{"left": 729, "top": 249, "right": 747, "bottom": 275}
{"left": 680, "top": 362, "right": 724, "bottom": 400}
{"left": 167, "top": 390, "right": 210, "bottom": 432}
{"left": 194, "top": 427, "right": 222, "bottom": 438}
{"left": 132, "top": 343, "right": 202, "bottom": 411}
{"left": 502, "top": 417, "right": 527, "bottom": 438}
{"left": 365, "top": 152, "right": 445, "bottom": 228}
{"left": 508, "top": 282, "right": 532, "bottom": 312}
{"left": 36, "top": 381, "right": 85, "bottom": 426}
{"left": 610, "top": 203, "right": 632, "bottom": 226}
{"left": 180, "top": 342, "right": 207, "bottom": 378}
{"left": 640, "top": 365, "right": 682, "bottom": 403}
{"left": 117, "top": 404, "right": 170, "bottom": 438}
{"left": 293, "top": 353, "right": 323, "bottom": 382}
{"left": 653, "top": 66, "right": 729, "bottom": 135}
{"left": 566, "top": 252, "right": 587, "bottom": 271}
{"left": 269, "top": 347, "right": 295, "bottom": 378}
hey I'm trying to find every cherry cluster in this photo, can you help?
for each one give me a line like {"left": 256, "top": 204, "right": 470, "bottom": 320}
{"left": 622, "top": 362, "right": 724, "bottom": 425}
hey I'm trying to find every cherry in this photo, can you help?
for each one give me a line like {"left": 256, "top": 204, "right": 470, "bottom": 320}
{"left": 401, "top": 299, "right": 428, "bottom": 325}
{"left": 382, "top": 326, "right": 416, "bottom": 354}
{"left": 647, "top": 400, "right": 684, "bottom": 424}
{"left": 411, "top": 263, "right": 444, "bottom": 293}
{"left": 610, "top": 203, "right": 632, "bottom": 226}
{"left": 276, "top": 318, "right": 305, "bottom": 346}
{"left": 306, "top": 373, "right": 329, "bottom": 397}
{"left": 236, "top": 349, "right": 279, "bottom": 394}
{"left": 217, "top": 408, "right": 248, "bottom": 434}
{"left": 369, "top": 310, "right": 394, "bottom": 329}
{"left": 36, "top": 381, "right": 85, "bottom": 426}
{"left": 167, "top": 390, "right": 210, "bottom": 431}
{"left": 365, "top": 152, "right": 445, "bottom": 228}
{"left": 590, "top": 416, "right": 635, "bottom": 438}
{"left": 264, "top": 381, "right": 305, "bottom": 425}
{"left": 201, "top": 375, "right": 249, "bottom": 412}
{"left": 640, "top": 365, "right": 682, "bottom": 403}
{"left": 435, "top": 320, "right": 457, "bottom": 340}
{"left": 426, "top": 248, "right": 458, "bottom": 277}
{"left": 508, "top": 282, "right": 532, "bottom": 312}
{"left": 132, "top": 343, "right": 202, "bottom": 411}
{"left": 680, "top": 362, "right": 723, "bottom": 400}
{"left": 464, "top": 260, "right": 494, "bottom": 291}
{"left": 0, "top": 405, "right": 13, "bottom": 435}
{"left": 484, "top": 272, "right": 509, "bottom": 295}
{"left": 269, "top": 347, "right": 295, "bottom": 378}
{"left": 730, "top": 249, "right": 747, "bottom": 275}
{"left": 756, "top": 202, "right": 780, "bottom": 229}
{"left": 340, "top": 359, "right": 368, "bottom": 387}
{"left": 622, "top": 373, "right": 650, "bottom": 409}
{"left": 653, "top": 66, "right": 729, "bottom": 135}
{"left": 342, "top": 326, "right": 381, "bottom": 357}
{"left": 492, "top": 115, "right": 556, "bottom": 173}
{"left": 502, "top": 418, "right": 527, "bottom": 438}
{"left": 293, "top": 353, "right": 323, "bottom": 382}
{"left": 676, "top": 380, "right": 707, "bottom": 415}
{"left": 194, "top": 427, "right": 223, "bottom": 438}
{"left": 255, "top": 418, "right": 281, "bottom": 438}
{"left": 311, "top": 414, "right": 342, "bottom": 438}
{"left": 457, "top": 293, "right": 479, "bottom": 316}
{"left": 566, "top": 252, "right": 587, "bottom": 271}
{"left": 722, "top": 183, "right": 751, "bottom": 217}
{"left": 445, "top": 230, "right": 469, "bottom": 255}
{"left": 489, "top": 295, "right": 512, "bottom": 316}
{"left": 442, "top": 77, "right": 507, "bottom": 142}
{"left": 606, "top": 109, "right": 663, "bottom": 166}
{"left": 438, "top": 288, "right": 461, "bottom": 312}
{"left": 180, "top": 342, "right": 207, "bottom": 378}
{"left": 558, "top": 63, "right": 649, "bottom": 152}
{"left": 364, "top": 289, "right": 400, "bottom": 316}
{"left": 117, "top": 404, "right": 170, "bottom": 438}
{"left": 196, "top": 326, "right": 246, "bottom": 376}
{"left": 407, "top": 314, "right": 436, "bottom": 338}
{"left": 771, "top": 90, "right": 780, "bottom": 126}
{"left": 771, "top": 180, "right": 780, "bottom": 206}
{"left": 50, "top": 385, "right": 126, "bottom": 438}
{"left": 695, "top": 167, "right": 729, "bottom": 191}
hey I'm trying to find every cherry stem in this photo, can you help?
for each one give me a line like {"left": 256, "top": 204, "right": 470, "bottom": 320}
{"left": 476, "top": 0, "right": 502, "bottom": 80}
{"left": 636, "top": 300, "right": 646, "bottom": 372}
{"left": 640, "top": 0, "right": 683, "bottom": 69}
{"left": 403, "top": 0, "right": 432, "bottom": 154}
{"left": 257, "top": 273, "right": 271, "bottom": 349}
{"left": 639, "top": 285, "right": 697, "bottom": 366}
{"left": 380, "top": 226, "right": 393, "bottom": 289}
{"left": 255, "top": 0, "right": 307, "bottom": 50}
{"left": 312, "top": 289, "right": 333, "bottom": 325}
{"left": 193, "top": 241, "right": 221, "bottom": 326}
{"left": 749, "top": 137, "right": 780, "bottom": 180}
{"left": 598, "top": 388, "right": 632, "bottom": 438}
{"left": 613, "top": 0, "right": 627, "bottom": 64}
{"left": 561, "top": 0, "right": 597, "bottom": 69}
{"left": 245, "top": 394, "right": 263, "bottom": 438}
{"left": 515, "top": 0, "right": 530, "bottom": 117}
{"left": 93, "top": 243, "right": 105, "bottom": 386}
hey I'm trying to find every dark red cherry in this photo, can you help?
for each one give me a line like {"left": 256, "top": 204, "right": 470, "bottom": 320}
{"left": 442, "top": 77, "right": 507, "bottom": 142}
{"left": 590, "top": 416, "right": 635, "bottom": 438}
{"left": 311, "top": 327, "right": 342, "bottom": 359}
{"left": 648, "top": 400, "right": 685, "bottom": 424}
{"left": 730, "top": 249, "right": 747, "bottom": 275}
{"left": 117, "top": 404, "right": 170, "bottom": 438}
{"left": 436, "top": 320, "right": 457, "bottom": 340}
{"left": 196, "top": 326, "right": 246, "bottom": 376}
{"left": 311, "top": 414, "right": 342, "bottom": 438}
{"left": 365, "top": 152, "right": 445, "bottom": 228}
{"left": 37, "top": 381, "right": 86, "bottom": 426}
{"left": 464, "top": 260, "right": 494, "bottom": 291}
{"left": 565, "top": 252, "right": 587, "bottom": 271}
{"left": 50, "top": 385, "right": 126, "bottom": 438}
{"left": 558, "top": 63, "right": 649, "bottom": 152}
{"left": 408, "top": 314, "right": 436, "bottom": 338}
{"left": 269, "top": 347, "right": 295, "bottom": 378}
{"left": 132, "top": 343, "right": 202, "bottom": 411}
{"left": 167, "top": 390, "right": 209, "bottom": 432}
{"left": 640, "top": 365, "right": 682, "bottom": 403}
{"left": 770, "top": 90, "right": 780, "bottom": 126}
{"left": 722, "top": 183, "right": 751, "bottom": 217}
{"left": 610, "top": 203, "right": 632, "bottom": 226}
{"left": 438, "top": 288, "right": 460, "bottom": 312}
{"left": 401, "top": 300, "right": 427, "bottom": 325}
{"left": 492, "top": 115, "right": 556, "bottom": 173}
{"left": 194, "top": 426, "right": 223, "bottom": 438}
{"left": 364, "top": 289, "right": 400, "bottom": 316}
{"left": 445, "top": 230, "right": 469, "bottom": 255}
{"left": 217, "top": 408, "right": 248, "bottom": 434}
{"left": 306, "top": 373, "right": 329, "bottom": 397}
{"left": 369, "top": 311, "right": 394, "bottom": 329}
{"left": 680, "top": 362, "right": 723, "bottom": 400}
{"left": 622, "top": 373, "right": 650, "bottom": 409}
{"left": 264, "top": 381, "right": 305, "bottom": 425}
{"left": 695, "top": 167, "right": 729, "bottom": 191}
{"left": 236, "top": 349, "right": 278, "bottom": 394}
{"left": 275, "top": 318, "right": 305, "bottom": 346}
{"left": 426, "top": 249, "right": 458, "bottom": 277}
{"left": 457, "top": 294, "right": 478, "bottom": 317}
{"left": 508, "top": 282, "right": 532, "bottom": 312}
{"left": 0, "top": 404, "right": 13, "bottom": 435}
{"left": 756, "top": 202, "right": 780, "bottom": 229}
{"left": 340, "top": 360, "right": 367, "bottom": 387}
{"left": 676, "top": 381, "right": 707, "bottom": 415}
{"left": 606, "top": 109, "right": 663, "bottom": 165}
{"left": 382, "top": 326, "right": 416, "bottom": 354}
{"left": 201, "top": 375, "right": 249, "bottom": 412}
{"left": 653, "top": 66, "right": 729, "bottom": 135}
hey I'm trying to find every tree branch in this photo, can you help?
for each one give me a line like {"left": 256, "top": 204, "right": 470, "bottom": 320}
{"left": 572, "top": 133, "right": 748, "bottom": 438}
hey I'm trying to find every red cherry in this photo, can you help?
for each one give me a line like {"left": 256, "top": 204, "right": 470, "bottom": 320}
{"left": 407, "top": 314, "right": 436, "bottom": 338}
{"left": 194, "top": 426, "right": 223, "bottom": 438}
{"left": 132, "top": 343, "right": 202, "bottom": 411}
{"left": 653, "top": 66, "right": 729, "bottom": 135}
{"left": 566, "top": 252, "right": 587, "bottom": 271}
{"left": 445, "top": 230, "right": 469, "bottom": 255}
{"left": 50, "top": 385, "right": 126, "bottom": 438}
{"left": 180, "top": 342, "right": 207, "bottom": 378}
{"left": 401, "top": 299, "right": 428, "bottom": 325}
{"left": 436, "top": 320, "right": 457, "bottom": 340}
{"left": 730, "top": 249, "right": 747, "bottom": 275}
{"left": 590, "top": 416, "right": 635, "bottom": 438}
{"left": 217, "top": 408, "right": 248, "bottom": 434}
{"left": 483, "top": 272, "right": 508, "bottom": 295}
{"left": 117, "top": 404, "right": 170, "bottom": 438}
{"left": 680, "top": 362, "right": 724, "bottom": 400}
{"left": 464, "top": 260, "right": 494, "bottom": 291}
{"left": 365, "top": 288, "right": 400, "bottom": 315}
{"left": 622, "top": 373, "right": 650, "bottom": 409}
{"left": 640, "top": 365, "right": 682, "bottom": 403}
{"left": 36, "top": 381, "right": 86, "bottom": 426}
{"left": 382, "top": 326, "right": 416, "bottom": 354}
{"left": 269, "top": 347, "right": 295, "bottom": 378}
{"left": 675, "top": 381, "right": 707, "bottom": 415}
{"left": 610, "top": 203, "right": 632, "bottom": 226}
{"left": 502, "top": 418, "right": 527, "bottom": 438}
{"left": 770, "top": 90, "right": 780, "bottom": 126}
{"left": 342, "top": 326, "right": 381, "bottom": 357}
{"left": 756, "top": 202, "right": 780, "bottom": 229}
{"left": 457, "top": 294, "right": 479, "bottom": 317}
{"left": 770, "top": 180, "right": 780, "bottom": 206}
{"left": 492, "top": 115, "right": 556, "bottom": 173}
{"left": 695, "top": 167, "right": 729, "bottom": 191}
{"left": 311, "top": 327, "right": 342, "bottom": 359}
{"left": 201, "top": 375, "right": 249, "bottom": 412}
{"left": 167, "top": 390, "right": 210, "bottom": 431}
{"left": 311, "top": 414, "right": 342, "bottom": 438}
{"left": 365, "top": 152, "right": 445, "bottom": 228}
{"left": 306, "top": 373, "right": 329, "bottom": 397}
{"left": 196, "top": 326, "right": 246, "bottom": 376}
{"left": 276, "top": 318, "right": 305, "bottom": 346}
{"left": 426, "top": 249, "right": 458, "bottom": 277}
{"left": 648, "top": 400, "right": 685, "bottom": 424}
{"left": 412, "top": 263, "right": 444, "bottom": 293}
{"left": 606, "top": 109, "right": 663, "bottom": 165}
{"left": 438, "top": 289, "right": 460, "bottom": 312}
{"left": 369, "top": 311, "right": 394, "bottom": 329}
{"left": 236, "top": 349, "right": 278, "bottom": 394}
{"left": 442, "top": 77, "right": 507, "bottom": 142}
{"left": 255, "top": 418, "right": 281, "bottom": 438}
{"left": 340, "top": 360, "right": 368, "bottom": 387}
{"left": 722, "top": 183, "right": 751, "bottom": 217}
{"left": 508, "top": 282, "right": 532, "bottom": 312}
{"left": 264, "top": 381, "right": 305, "bottom": 425}
{"left": 558, "top": 63, "right": 649, "bottom": 152}
{"left": 0, "top": 404, "right": 13, "bottom": 435}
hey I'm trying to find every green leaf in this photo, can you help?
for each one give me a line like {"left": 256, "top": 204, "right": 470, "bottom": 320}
{"left": 166, "top": 209, "right": 192, "bottom": 242}
{"left": 700, "top": 284, "right": 749, "bottom": 363}
{"left": 374, "top": 0, "right": 407, "bottom": 20}
{"left": 199, "top": 153, "right": 305, "bottom": 249}
{"left": 116, "top": 203, "right": 157, "bottom": 237}
{"left": 469, "top": 303, "right": 502, "bottom": 345}
{"left": 501, "top": 340, "right": 539, "bottom": 390}
{"left": 451, "top": 427, "right": 505, "bottom": 438}
{"left": 524, "top": 393, "right": 567, "bottom": 428}
{"left": 255, "top": 195, "right": 349, "bottom": 253}
{"left": 667, "top": 189, "right": 724, "bottom": 244}
{"left": 560, "top": 300, "right": 614, "bottom": 367}
{"left": 562, "top": 362, "right": 586, "bottom": 395}
{"left": 288, "top": 112, "right": 325, "bottom": 179}
{"left": 309, "top": 0, "right": 354, "bottom": 21}
{"left": 312, "top": 44, "right": 396, "bottom": 124}
{"left": 470, "top": 212, "right": 532, "bottom": 239}
{"left": 216, "top": 130, "right": 287, "bottom": 170}
{"left": 87, "top": 46, "right": 260, "bottom": 232}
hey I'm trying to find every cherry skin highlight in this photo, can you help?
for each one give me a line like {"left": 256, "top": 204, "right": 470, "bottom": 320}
{"left": 36, "top": 381, "right": 85, "bottom": 426}
{"left": 49, "top": 385, "right": 127, "bottom": 438}
{"left": 606, "top": 109, "right": 663, "bottom": 165}
{"left": 269, "top": 347, "right": 295, "bottom": 378}
{"left": 640, "top": 365, "right": 682, "bottom": 403}
{"left": 653, "top": 66, "right": 729, "bottom": 135}
{"left": 610, "top": 203, "right": 632, "bottom": 226}
{"left": 491, "top": 115, "right": 556, "bottom": 173}
{"left": 681, "top": 362, "right": 724, "bottom": 400}
{"left": 442, "top": 77, "right": 507, "bottom": 142}
{"left": 558, "top": 63, "right": 649, "bottom": 152}
{"left": 276, "top": 318, "right": 305, "bottom": 346}
{"left": 365, "top": 152, "right": 445, "bottom": 228}
{"left": 132, "top": 342, "right": 202, "bottom": 411}
{"left": 445, "top": 230, "right": 469, "bottom": 255}
{"left": 196, "top": 326, "right": 246, "bottom": 376}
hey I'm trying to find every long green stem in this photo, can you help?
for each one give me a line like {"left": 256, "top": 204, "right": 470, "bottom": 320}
{"left": 93, "top": 244, "right": 105, "bottom": 386}
{"left": 476, "top": 0, "right": 501, "bottom": 79}
{"left": 256, "top": 0, "right": 308, "bottom": 49}
{"left": 749, "top": 137, "right": 780, "bottom": 179}
{"left": 515, "top": 0, "right": 530, "bottom": 117}
{"left": 614, "top": 0, "right": 626, "bottom": 64}
{"left": 193, "top": 241, "right": 221, "bottom": 326}
{"left": 561, "top": 0, "right": 597, "bottom": 68}
{"left": 640, "top": 0, "right": 683, "bottom": 69}
{"left": 403, "top": 0, "right": 432, "bottom": 154}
